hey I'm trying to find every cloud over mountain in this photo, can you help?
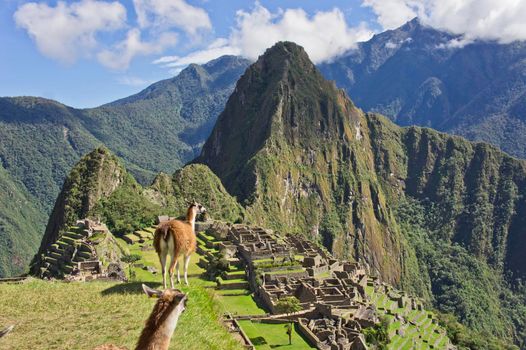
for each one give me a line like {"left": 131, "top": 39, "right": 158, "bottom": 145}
{"left": 155, "top": 3, "right": 374, "bottom": 71}
{"left": 363, "top": 0, "right": 526, "bottom": 43}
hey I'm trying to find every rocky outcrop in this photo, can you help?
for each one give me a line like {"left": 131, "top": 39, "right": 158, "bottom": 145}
{"left": 31, "top": 147, "right": 126, "bottom": 274}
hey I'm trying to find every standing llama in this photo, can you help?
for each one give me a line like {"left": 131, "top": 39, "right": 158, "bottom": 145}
{"left": 94, "top": 284, "right": 187, "bottom": 350}
{"left": 154, "top": 202, "right": 206, "bottom": 288}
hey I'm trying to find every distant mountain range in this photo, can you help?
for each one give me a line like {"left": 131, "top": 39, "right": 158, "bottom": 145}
{"left": 0, "top": 55, "right": 249, "bottom": 276}
{"left": 320, "top": 18, "right": 526, "bottom": 159}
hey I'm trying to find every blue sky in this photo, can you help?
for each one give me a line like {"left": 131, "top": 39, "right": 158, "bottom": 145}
{"left": 1, "top": 0, "right": 525, "bottom": 108}
{"left": 0, "top": 1, "right": 378, "bottom": 108}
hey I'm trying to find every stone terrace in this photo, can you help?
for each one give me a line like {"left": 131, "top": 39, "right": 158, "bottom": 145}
{"left": 199, "top": 221, "right": 454, "bottom": 350}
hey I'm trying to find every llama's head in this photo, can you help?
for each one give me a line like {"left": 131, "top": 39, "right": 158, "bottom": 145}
{"left": 140, "top": 284, "right": 188, "bottom": 337}
{"left": 188, "top": 201, "right": 206, "bottom": 215}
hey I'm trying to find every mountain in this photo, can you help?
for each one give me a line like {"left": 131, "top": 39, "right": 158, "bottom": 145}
{"left": 0, "top": 164, "right": 45, "bottom": 277}
{"left": 31, "top": 148, "right": 244, "bottom": 277}
{"left": 197, "top": 42, "right": 526, "bottom": 346}
{"left": 82, "top": 55, "right": 251, "bottom": 183}
{"left": 0, "top": 55, "right": 249, "bottom": 277}
{"left": 319, "top": 18, "right": 526, "bottom": 160}
{"left": 196, "top": 42, "right": 404, "bottom": 282}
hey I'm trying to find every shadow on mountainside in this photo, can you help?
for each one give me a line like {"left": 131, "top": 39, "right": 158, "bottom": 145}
{"left": 100, "top": 281, "right": 162, "bottom": 296}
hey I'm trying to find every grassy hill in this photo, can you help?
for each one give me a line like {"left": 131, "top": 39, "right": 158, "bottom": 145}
{"left": 0, "top": 256, "right": 241, "bottom": 350}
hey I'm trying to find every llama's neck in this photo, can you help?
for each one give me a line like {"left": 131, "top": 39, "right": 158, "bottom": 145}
{"left": 135, "top": 301, "right": 184, "bottom": 350}
{"left": 186, "top": 208, "right": 197, "bottom": 231}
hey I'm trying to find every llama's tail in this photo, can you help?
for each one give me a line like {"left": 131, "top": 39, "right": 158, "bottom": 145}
{"left": 153, "top": 225, "right": 170, "bottom": 253}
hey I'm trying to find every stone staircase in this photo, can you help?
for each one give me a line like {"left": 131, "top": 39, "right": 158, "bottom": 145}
{"left": 39, "top": 226, "right": 96, "bottom": 278}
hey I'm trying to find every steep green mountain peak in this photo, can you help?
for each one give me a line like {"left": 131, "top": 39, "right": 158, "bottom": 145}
{"left": 197, "top": 41, "right": 401, "bottom": 283}
{"left": 31, "top": 146, "right": 127, "bottom": 274}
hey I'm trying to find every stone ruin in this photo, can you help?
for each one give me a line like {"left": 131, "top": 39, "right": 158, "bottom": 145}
{"left": 200, "top": 221, "right": 453, "bottom": 350}
{"left": 38, "top": 218, "right": 126, "bottom": 282}
{"left": 298, "top": 316, "right": 368, "bottom": 350}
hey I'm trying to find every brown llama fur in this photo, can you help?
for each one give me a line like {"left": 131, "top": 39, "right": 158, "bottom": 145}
{"left": 94, "top": 285, "right": 187, "bottom": 350}
{"left": 154, "top": 202, "right": 205, "bottom": 287}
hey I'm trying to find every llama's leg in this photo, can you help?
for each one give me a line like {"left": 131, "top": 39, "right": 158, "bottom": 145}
{"left": 184, "top": 254, "right": 191, "bottom": 285}
{"left": 168, "top": 255, "right": 177, "bottom": 289}
{"left": 176, "top": 259, "right": 181, "bottom": 284}
{"left": 159, "top": 251, "right": 168, "bottom": 289}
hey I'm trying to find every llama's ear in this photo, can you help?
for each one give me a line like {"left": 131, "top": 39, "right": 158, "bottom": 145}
{"left": 142, "top": 284, "right": 162, "bottom": 298}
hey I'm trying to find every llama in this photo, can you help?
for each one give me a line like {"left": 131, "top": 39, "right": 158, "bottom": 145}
{"left": 94, "top": 284, "right": 187, "bottom": 350}
{"left": 154, "top": 202, "right": 206, "bottom": 288}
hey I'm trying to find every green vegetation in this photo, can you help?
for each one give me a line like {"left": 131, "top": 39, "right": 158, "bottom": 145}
{"left": 216, "top": 294, "right": 266, "bottom": 316}
{"left": 161, "top": 164, "right": 246, "bottom": 224}
{"left": 92, "top": 174, "right": 161, "bottom": 236}
{"left": 0, "top": 165, "right": 46, "bottom": 276}
{"left": 363, "top": 317, "right": 389, "bottom": 349}
{"left": 0, "top": 278, "right": 241, "bottom": 350}
{"left": 395, "top": 197, "right": 525, "bottom": 348}
{"left": 122, "top": 253, "right": 142, "bottom": 280}
{"left": 0, "top": 56, "right": 249, "bottom": 278}
{"left": 237, "top": 320, "right": 315, "bottom": 350}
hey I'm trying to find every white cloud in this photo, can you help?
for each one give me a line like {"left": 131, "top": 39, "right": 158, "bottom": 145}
{"left": 14, "top": 0, "right": 127, "bottom": 64}
{"left": 363, "top": 0, "right": 526, "bottom": 43}
{"left": 133, "top": 0, "right": 212, "bottom": 35}
{"left": 117, "top": 75, "right": 154, "bottom": 87}
{"left": 361, "top": 0, "right": 421, "bottom": 30}
{"left": 231, "top": 4, "right": 373, "bottom": 63}
{"left": 384, "top": 37, "right": 412, "bottom": 49}
{"left": 98, "top": 28, "right": 177, "bottom": 70}
{"left": 154, "top": 3, "right": 374, "bottom": 73}
{"left": 154, "top": 38, "right": 240, "bottom": 72}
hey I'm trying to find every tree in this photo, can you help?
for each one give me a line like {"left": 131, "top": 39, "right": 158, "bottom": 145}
{"left": 122, "top": 253, "right": 141, "bottom": 281}
{"left": 275, "top": 296, "right": 302, "bottom": 345}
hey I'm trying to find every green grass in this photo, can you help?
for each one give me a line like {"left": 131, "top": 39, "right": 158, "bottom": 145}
{"left": 237, "top": 320, "right": 315, "bottom": 349}
{"left": 215, "top": 289, "right": 250, "bottom": 296}
{"left": 0, "top": 279, "right": 241, "bottom": 350}
{"left": 216, "top": 294, "right": 266, "bottom": 316}
{"left": 0, "top": 240, "right": 238, "bottom": 350}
